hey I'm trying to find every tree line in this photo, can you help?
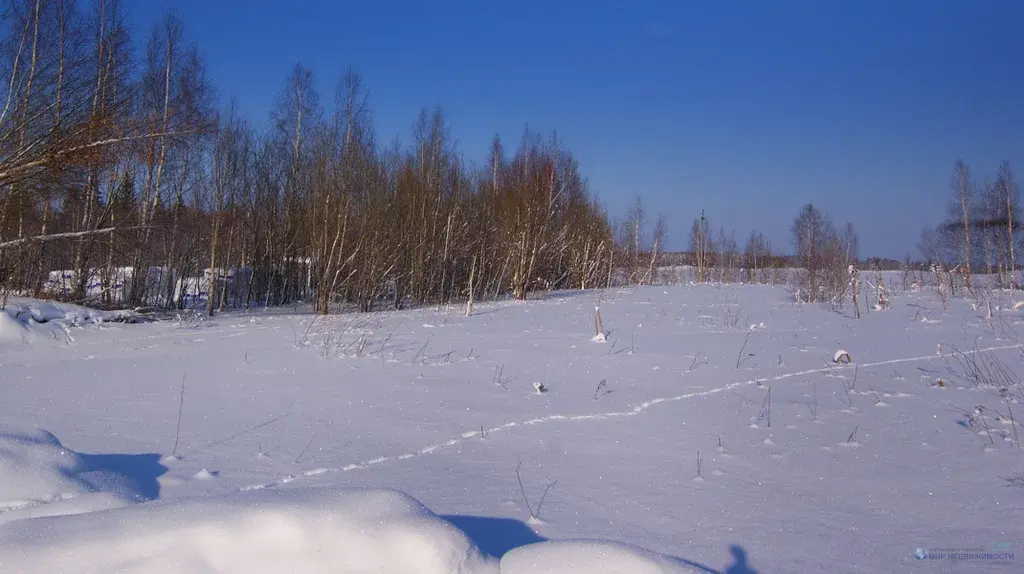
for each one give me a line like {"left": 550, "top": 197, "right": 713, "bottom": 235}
{"left": 0, "top": 3, "right": 617, "bottom": 314}
{"left": 918, "top": 159, "right": 1021, "bottom": 292}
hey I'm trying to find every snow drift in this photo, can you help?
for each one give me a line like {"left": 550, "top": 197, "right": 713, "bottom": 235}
{"left": 500, "top": 540, "right": 701, "bottom": 573}
{"left": 0, "top": 298, "right": 143, "bottom": 348}
{"left": 0, "top": 426, "right": 699, "bottom": 574}
{"left": 0, "top": 310, "right": 30, "bottom": 345}
{"left": 0, "top": 487, "right": 496, "bottom": 574}
{"left": 0, "top": 427, "right": 140, "bottom": 526}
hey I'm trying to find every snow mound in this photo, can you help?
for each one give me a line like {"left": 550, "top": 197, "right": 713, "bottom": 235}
{"left": 501, "top": 540, "right": 701, "bottom": 573}
{"left": 5, "top": 299, "right": 107, "bottom": 326}
{"left": 0, "top": 310, "right": 31, "bottom": 344}
{"left": 0, "top": 432, "right": 695, "bottom": 574}
{"left": 0, "top": 299, "right": 142, "bottom": 347}
{"left": 0, "top": 487, "right": 498, "bottom": 574}
{"left": 0, "top": 427, "right": 137, "bottom": 525}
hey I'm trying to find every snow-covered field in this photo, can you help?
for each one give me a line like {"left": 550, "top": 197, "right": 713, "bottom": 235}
{"left": 0, "top": 285, "right": 1021, "bottom": 572}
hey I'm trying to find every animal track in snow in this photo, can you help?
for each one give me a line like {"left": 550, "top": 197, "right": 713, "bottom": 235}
{"left": 234, "top": 343, "right": 1023, "bottom": 493}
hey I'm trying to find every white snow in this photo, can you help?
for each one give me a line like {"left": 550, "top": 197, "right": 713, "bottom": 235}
{"left": 500, "top": 540, "right": 702, "bottom": 573}
{"left": 0, "top": 487, "right": 497, "bottom": 574}
{"left": 0, "top": 310, "right": 30, "bottom": 345}
{"left": 0, "top": 283, "right": 1022, "bottom": 572}
{"left": 0, "top": 427, "right": 140, "bottom": 526}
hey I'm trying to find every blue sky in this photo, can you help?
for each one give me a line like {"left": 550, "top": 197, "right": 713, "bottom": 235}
{"left": 128, "top": 0, "right": 1023, "bottom": 258}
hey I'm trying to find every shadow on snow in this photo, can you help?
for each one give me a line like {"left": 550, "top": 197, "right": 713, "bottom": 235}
{"left": 442, "top": 515, "right": 759, "bottom": 573}
{"left": 79, "top": 452, "right": 168, "bottom": 501}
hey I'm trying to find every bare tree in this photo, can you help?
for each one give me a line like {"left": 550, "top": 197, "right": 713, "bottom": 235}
{"left": 622, "top": 195, "right": 645, "bottom": 284}
{"left": 791, "top": 203, "right": 835, "bottom": 303}
{"left": 744, "top": 230, "right": 771, "bottom": 283}
{"left": 947, "top": 159, "right": 974, "bottom": 288}
{"left": 991, "top": 161, "right": 1020, "bottom": 289}
{"left": 717, "top": 227, "right": 738, "bottom": 283}
{"left": 841, "top": 222, "right": 859, "bottom": 266}
{"left": 689, "top": 210, "right": 712, "bottom": 283}
{"left": 642, "top": 213, "right": 666, "bottom": 285}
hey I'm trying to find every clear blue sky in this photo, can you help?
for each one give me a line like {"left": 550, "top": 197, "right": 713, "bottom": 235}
{"left": 129, "top": 0, "right": 1023, "bottom": 259}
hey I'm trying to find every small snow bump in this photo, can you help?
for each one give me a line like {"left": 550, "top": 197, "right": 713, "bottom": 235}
{"left": 192, "top": 468, "right": 218, "bottom": 480}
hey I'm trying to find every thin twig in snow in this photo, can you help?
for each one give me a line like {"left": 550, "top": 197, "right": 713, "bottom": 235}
{"left": 757, "top": 387, "right": 772, "bottom": 427}
{"left": 821, "top": 356, "right": 839, "bottom": 377}
{"left": 847, "top": 425, "right": 860, "bottom": 443}
{"left": 688, "top": 351, "right": 707, "bottom": 372}
{"left": 807, "top": 382, "right": 819, "bottom": 420}
{"left": 295, "top": 432, "right": 317, "bottom": 464}
{"left": 516, "top": 460, "right": 536, "bottom": 519}
{"left": 411, "top": 335, "right": 432, "bottom": 364}
{"left": 736, "top": 331, "right": 752, "bottom": 368}
{"left": 493, "top": 364, "right": 507, "bottom": 390}
{"left": 1009, "top": 405, "right": 1020, "bottom": 448}
{"left": 171, "top": 375, "right": 187, "bottom": 457}
{"left": 840, "top": 379, "right": 853, "bottom": 407}
{"left": 978, "top": 407, "right": 996, "bottom": 445}
{"left": 869, "top": 386, "right": 881, "bottom": 404}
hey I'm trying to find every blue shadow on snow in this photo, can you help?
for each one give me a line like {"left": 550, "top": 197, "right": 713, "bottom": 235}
{"left": 79, "top": 452, "right": 168, "bottom": 501}
{"left": 441, "top": 515, "right": 546, "bottom": 558}
{"left": 442, "top": 515, "right": 759, "bottom": 573}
